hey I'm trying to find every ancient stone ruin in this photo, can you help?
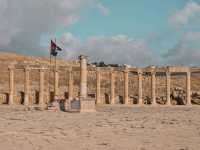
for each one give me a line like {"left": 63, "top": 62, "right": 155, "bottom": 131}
{"left": 0, "top": 54, "right": 200, "bottom": 111}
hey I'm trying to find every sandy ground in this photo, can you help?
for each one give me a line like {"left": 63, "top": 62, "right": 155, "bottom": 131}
{"left": 0, "top": 105, "right": 200, "bottom": 150}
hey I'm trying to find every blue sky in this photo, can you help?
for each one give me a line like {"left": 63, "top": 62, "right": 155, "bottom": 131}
{"left": 57, "top": 0, "right": 188, "bottom": 55}
{"left": 1, "top": 0, "right": 200, "bottom": 66}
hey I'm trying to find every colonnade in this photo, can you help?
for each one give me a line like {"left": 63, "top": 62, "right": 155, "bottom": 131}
{"left": 8, "top": 66, "right": 50, "bottom": 106}
{"left": 95, "top": 67, "right": 192, "bottom": 106}
{"left": 6, "top": 61, "right": 193, "bottom": 107}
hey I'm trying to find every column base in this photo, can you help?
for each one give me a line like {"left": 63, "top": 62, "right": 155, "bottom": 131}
{"left": 110, "top": 99, "right": 115, "bottom": 105}
{"left": 35, "top": 105, "right": 47, "bottom": 111}
{"left": 151, "top": 103, "right": 157, "bottom": 106}
{"left": 137, "top": 103, "right": 143, "bottom": 106}
{"left": 64, "top": 100, "right": 71, "bottom": 110}
{"left": 186, "top": 103, "right": 192, "bottom": 106}
{"left": 138, "top": 99, "right": 143, "bottom": 106}
{"left": 38, "top": 103, "right": 46, "bottom": 110}
{"left": 165, "top": 102, "right": 171, "bottom": 106}
{"left": 24, "top": 96, "right": 29, "bottom": 106}
{"left": 80, "top": 98, "right": 96, "bottom": 112}
{"left": 8, "top": 94, "right": 14, "bottom": 105}
{"left": 8, "top": 102, "right": 14, "bottom": 105}
{"left": 124, "top": 100, "right": 129, "bottom": 105}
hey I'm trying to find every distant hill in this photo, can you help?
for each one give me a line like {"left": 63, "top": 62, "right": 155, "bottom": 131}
{"left": 0, "top": 51, "right": 78, "bottom": 67}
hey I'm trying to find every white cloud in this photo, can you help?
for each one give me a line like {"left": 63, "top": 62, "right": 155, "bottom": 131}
{"left": 97, "top": 2, "right": 110, "bottom": 16}
{"left": 59, "top": 33, "right": 158, "bottom": 66}
{"left": 0, "top": 0, "right": 103, "bottom": 56}
{"left": 170, "top": 1, "right": 200, "bottom": 28}
{"left": 164, "top": 32, "right": 200, "bottom": 66}
{"left": 165, "top": 1, "right": 200, "bottom": 66}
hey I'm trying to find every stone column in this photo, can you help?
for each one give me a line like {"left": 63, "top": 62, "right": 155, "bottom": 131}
{"left": 79, "top": 55, "right": 95, "bottom": 112}
{"left": 54, "top": 70, "right": 59, "bottom": 98}
{"left": 110, "top": 68, "right": 115, "bottom": 104}
{"left": 96, "top": 67, "right": 101, "bottom": 104}
{"left": 166, "top": 71, "right": 171, "bottom": 105}
{"left": 8, "top": 65, "right": 15, "bottom": 105}
{"left": 68, "top": 68, "right": 73, "bottom": 101}
{"left": 124, "top": 66, "right": 129, "bottom": 105}
{"left": 80, "top": 55, "right": 87, "bottom": 99}
{"left": 39, "top": 68, "right": 45, "bottom": 107}
{"left": 186, "top": 70, "right": 191, "bottom": 105}
{"left": 65, "top": 67, "right": 74, "bottom": 110}
{"left": 138, "top": 69, "right": 143, "bottom": 105}
{"left": 151, "top": 70, "right": 156, "bottom": 105}
{"left": 24, "top": 66, "right": 30, "bottom": 106}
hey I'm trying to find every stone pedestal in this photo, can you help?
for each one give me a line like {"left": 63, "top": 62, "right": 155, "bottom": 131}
{"left": 80, "top": 98, "right": 96, "bottom": 112}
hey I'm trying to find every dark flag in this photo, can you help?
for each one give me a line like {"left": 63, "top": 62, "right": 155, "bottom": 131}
{"left": 51, "top": 40, "right": 62, "bottom": 56}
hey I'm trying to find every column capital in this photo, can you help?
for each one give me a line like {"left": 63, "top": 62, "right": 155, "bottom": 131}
{"left": 54, "top": 69, "right": 59, "bottom": 73}
{"left": 123, "top": 65, "right": 129, "bottom": 73}
{"left": 166, "top": 70, "right": 171, "bottom": 76}
{"left": 187, "top": 70, "right": 191, "bottom": 75}
{"left": 110, "top": 67, "right": 115, "bottom": 74}
{"left": 8, "top": 65, "right": 15, "bottom": 70}
{"left": 137, "top": 68, "right": 143, "bottom": 75}
{"left": 79, "top": 55, "right": 88, "bottom": 60}
{"left": 187, "top": 67, "right": 191, "bottom": 72}
{"left": 24, "top": 66, "right": 31, "bottom": 71}
{"left": 150, "top": 66, "right": 156, "bottom": 75}
{"left": 40, "top": 67, "right": 45, "bottom": 72}
{"left": 151, "top": 70, "right": 156, "bottom": 75}
{"left": 68, "top": 66, "right": 73, "bottom": 72}
{"left": 96, "top": 67, "right": 101, "bottom": 72}
{"left": 166, "top": 67, "right": 171, "bottom": 75}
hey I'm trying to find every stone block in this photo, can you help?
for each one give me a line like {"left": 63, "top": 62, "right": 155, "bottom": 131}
{"left": 80, "top": 98, "right": 96, "bottom": 112}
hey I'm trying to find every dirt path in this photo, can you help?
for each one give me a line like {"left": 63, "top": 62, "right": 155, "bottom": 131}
{"left": 0, "top": 105, "right": 199, "bottom": 150}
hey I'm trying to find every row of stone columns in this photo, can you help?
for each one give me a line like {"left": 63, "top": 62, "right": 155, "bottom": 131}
{"left": 6, "top": 65, "right": 192, "bottom": 106}
{"left": 96, "top": 68, "right": 192, "bottom": 105}
{"left": 7, "top": 66, "right": 59, "bottom": 106}
{"left": 7, "top": 66, "right": 75, "bottom": 107}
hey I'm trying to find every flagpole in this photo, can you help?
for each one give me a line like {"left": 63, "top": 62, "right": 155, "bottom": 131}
{"left": 55, "top": 38, "right": 57, "bottom": 72}
{"left": 54, "top": 38, "right": 57, "bottom": 99}
{"left": 49, "top": 40, "right": 52, "bottom": 102}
